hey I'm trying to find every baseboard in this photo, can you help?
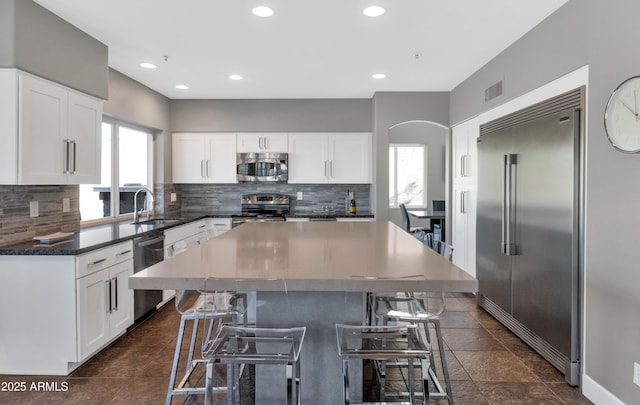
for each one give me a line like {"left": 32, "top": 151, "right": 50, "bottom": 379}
{"left": 582, "top": 374, "right": 625, "bottom": 405}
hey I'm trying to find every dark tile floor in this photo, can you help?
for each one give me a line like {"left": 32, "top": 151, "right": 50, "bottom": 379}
{"left": 0, "top": 293, "right": 592, "bottom": 404}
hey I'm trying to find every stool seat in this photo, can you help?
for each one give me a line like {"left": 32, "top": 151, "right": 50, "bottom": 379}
{"left": 203, "top": 325, "right": 306, "bottom": 405}
{"left": 336, "top": 324, "right": 433, "bottom": 405}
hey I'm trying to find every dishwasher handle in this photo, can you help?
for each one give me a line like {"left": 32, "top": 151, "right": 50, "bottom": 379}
{"left": 135, "top": 234, "right": 165, "bottom": 248}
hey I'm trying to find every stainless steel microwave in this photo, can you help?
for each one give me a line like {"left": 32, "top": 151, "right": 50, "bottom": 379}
{"left": 236, "top": 152, "right": 288, "bottom": 182}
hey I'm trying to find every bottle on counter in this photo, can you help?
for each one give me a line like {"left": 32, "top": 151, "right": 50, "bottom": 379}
{"left": 349, "top": 192, "right": 356, "bottom": 214}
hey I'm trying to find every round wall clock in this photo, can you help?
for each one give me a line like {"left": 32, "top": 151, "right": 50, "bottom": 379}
{"left": 604, "top": 76, "right": 640, "bottom": 153}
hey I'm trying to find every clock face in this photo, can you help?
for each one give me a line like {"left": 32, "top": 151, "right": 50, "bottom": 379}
{"left": 604, "top": 76, "right": 640, "bottom": 153}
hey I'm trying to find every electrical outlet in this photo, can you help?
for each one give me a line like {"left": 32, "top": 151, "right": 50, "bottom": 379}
{"left": 30, "top": 201, "right": 39, "bottom": 218}
{"left": 634, "top": 362, "right": 640, "bottom": 387}
{"left": 170, "top": 192, "right": 177, "bottom": 202}
{"left": 62, "top": 198, "right": 70, "bottom": 213}
{"left": 297, "top": 191, "right": 303, "bottom": 200}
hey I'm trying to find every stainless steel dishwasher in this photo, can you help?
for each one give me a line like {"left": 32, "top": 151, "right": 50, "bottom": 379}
{"left": 133, "top": 231, "right": 165, "bottom": 321}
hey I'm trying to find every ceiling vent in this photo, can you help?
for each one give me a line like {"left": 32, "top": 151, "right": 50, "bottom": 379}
{"left": 484, "top": 80, "right": 503, "bottom": 102}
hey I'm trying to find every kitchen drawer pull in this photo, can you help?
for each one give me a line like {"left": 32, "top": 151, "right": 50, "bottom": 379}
{"left": 116, "top": 249, "right": 132, "bottom": 257}
{"left": 89, "top": 258, "right": 107, "bottom": 267}
{"left": 198, "top": 224, "right": 207, "bottom": 229}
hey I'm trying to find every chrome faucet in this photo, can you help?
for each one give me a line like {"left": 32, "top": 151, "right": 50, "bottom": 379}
{"left": 133, "top": 187, "right": 155, "bottom": 223}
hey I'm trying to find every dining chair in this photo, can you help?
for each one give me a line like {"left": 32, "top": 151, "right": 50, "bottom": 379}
{"left": 432, "top": 200, "right": 445, "bottom": 211}
{"left": 399, "top": 203, "right": 432, "bottom": 234}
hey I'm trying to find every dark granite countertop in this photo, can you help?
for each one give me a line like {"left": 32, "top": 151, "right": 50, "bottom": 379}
{"left": 0, "top": 209, "right": 374, "bottom": 256}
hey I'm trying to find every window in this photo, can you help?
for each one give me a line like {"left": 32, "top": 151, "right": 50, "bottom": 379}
{"left": 80, "top": 119, "right": 153, "bottom": 223}
{"left": 389, "top": 144, "right": 426, "bottom": 208}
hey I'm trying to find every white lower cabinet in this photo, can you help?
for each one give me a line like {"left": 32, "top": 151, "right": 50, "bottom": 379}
{"left": 76, "top": 241, "right": 134, "bottom": 361}
{"left": 76, "top": 259, "right": 133, "bottom": 361}
{"left": 0, "top": 240, "right": 133, "bottom": 375}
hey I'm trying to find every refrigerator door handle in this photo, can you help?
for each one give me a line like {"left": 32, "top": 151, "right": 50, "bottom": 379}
{"left": 502, "top": 154, "right": 518, "bottom": 255}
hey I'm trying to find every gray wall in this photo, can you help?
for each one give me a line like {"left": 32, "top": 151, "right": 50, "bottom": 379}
{"left": 0, "top": 0, "right": 108, "bottom": 99}
{"left": 104, "top": 68, "right": 172, "bottom": 186}
{"left": 372, "top": 92, "right": 450, "bottom": 221}
{"left": 450, "top": 0, "right": 640, "bottom": 402}
{"left": 170, "top": 99, "right": 372, "bottom": 132}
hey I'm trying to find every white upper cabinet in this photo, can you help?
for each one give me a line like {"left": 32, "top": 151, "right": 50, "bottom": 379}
{"left": 173, "top": 133, "right": 237, "bottom": 184}
{"left": 237, "top": 133, "right": 288, "bottom": 153}
{"left": 288, "top": 133, "right": 372, "bottom": 184}
{"left": 0, "top": 70, "right": 102, "bottom": 185}
{"left": 452, "top": 117, "right": 479, "bottom": 185}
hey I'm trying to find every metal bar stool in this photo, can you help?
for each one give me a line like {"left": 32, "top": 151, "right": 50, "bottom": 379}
{"left": 165, "top": 290, "right": 247, "bottom": 405}
{"left": 203, "top": 325, "right": 306, "bottom": 405}
{"left": 373, "top": 292, "right": 452, "bottom": 404}
{"left": 336, "top": 324, "right": 432, "bottom": 405}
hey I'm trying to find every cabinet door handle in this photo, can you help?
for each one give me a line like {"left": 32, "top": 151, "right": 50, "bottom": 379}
{"left": 200, "top": 160, "right": 204, "bottom": 178}
{"left": 206, "top": 160, "right": 210, "bottom": 177}
{"left": 112, "top": 276, "right": 118, "bottom": 311}
{"left": 70, "top": 140, "right": 77, "bottom": 174}
{"left": 63, "top": 140, "right": 70, "bottom": 174}
{"left": 330, "top": 160, "right": 334, "bottom": 177}
{"left": 106, "top": 280, "right": 112, "bottom": 314}
{"left": 263, "top": 137, "right": 268, "bottom": 150}
{"left": 259, "top": 137, "right": 263, "bottom": 150}
{"left": 460, "top": 191, "right": 467, "bottom": 213}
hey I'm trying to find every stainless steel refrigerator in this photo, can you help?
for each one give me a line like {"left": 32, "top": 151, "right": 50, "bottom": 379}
{"left": 476, "top": 88, "right": 584, "bottom": 386}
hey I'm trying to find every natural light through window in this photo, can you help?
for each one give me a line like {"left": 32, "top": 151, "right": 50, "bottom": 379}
{"left": 79, "top": 120, "right": 152, "bottom": 222}
{"left": 389, "top": 144, "right": 426, "bottom": 208}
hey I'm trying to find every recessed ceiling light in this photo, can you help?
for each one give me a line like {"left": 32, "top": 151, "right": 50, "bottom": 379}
{"left": 229, "top": 75, "right": 243, "bottom": 81}
{"left": 372, "top": 73, "right": 386, "bottom": 79}
{"left": 363, "top": 6, "right": 385, "bottom": 17}
{"left": 140, "top": 62, "right": 157, "bottom": 69}
{"left": 175, "top": 84, "right": 189, "bottom": 90}
{"left": 252, "top": 6, "right": 274, "bottom": 17}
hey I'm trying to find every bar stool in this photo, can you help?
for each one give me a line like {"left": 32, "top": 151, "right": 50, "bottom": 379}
{"left": 203, "top": 325, "right": 307, "bottom": 405}
{"left": 372, "top": 292, "right": 452, "bottom": 403}
{"left": 336, "top": 324, "right": 432, "bottom": 405}
{"left": 165, "top": 290, "right": 247, "bottom": 405}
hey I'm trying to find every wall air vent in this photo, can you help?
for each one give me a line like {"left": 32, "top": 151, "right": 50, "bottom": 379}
{"left": 484, "top": 80, "right": 503, "bottom": 102}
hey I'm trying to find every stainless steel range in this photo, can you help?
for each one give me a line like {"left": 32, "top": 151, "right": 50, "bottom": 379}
{"left": 231, "top": 193, "right": 290, "bottom": 228}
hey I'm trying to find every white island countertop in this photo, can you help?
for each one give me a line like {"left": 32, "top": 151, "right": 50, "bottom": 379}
{"left": 129, "top": 221, "right": 478, "bottom": 293}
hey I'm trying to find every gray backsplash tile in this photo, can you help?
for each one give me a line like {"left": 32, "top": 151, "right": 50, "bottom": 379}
{"left": 175, "top": 183, "right": 371, "bottom": 214}
{"left": 0, "top": 185, "right": 80, "bottom": 247}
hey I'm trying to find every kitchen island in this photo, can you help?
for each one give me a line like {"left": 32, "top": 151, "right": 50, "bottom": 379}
{"left": 129, "top": 221, "right": 478, "bottom": 404}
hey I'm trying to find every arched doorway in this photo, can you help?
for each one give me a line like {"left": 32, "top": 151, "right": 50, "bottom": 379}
{"left": 386, "top": 120, "right": 448, "bottom": 229}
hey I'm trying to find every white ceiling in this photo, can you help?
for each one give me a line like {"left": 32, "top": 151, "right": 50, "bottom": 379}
{"left": 35, "top": 0, "right": 568, "bottom": 100}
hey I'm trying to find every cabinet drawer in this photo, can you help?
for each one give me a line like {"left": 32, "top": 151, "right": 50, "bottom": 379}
{"left": 76, "top": 241, "right": 133, "bottom": 278}
{"left": 164, "top": 221, "right": 201, "bottom": 245}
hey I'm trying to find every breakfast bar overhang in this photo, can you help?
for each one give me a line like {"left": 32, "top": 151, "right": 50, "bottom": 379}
{"left": 129, "top": 221, "right": 478, "bottom": 404}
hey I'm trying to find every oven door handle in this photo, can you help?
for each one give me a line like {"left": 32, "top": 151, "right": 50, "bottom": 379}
{"left": 135, "top": 234, "right": 165, "bottom": 248}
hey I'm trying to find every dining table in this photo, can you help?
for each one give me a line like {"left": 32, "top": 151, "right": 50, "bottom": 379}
{"left": 129, "top": 220, "right": 477, "bottom": 405}
{"left": 408, "top": 209, "right": 446, "bottom": 240}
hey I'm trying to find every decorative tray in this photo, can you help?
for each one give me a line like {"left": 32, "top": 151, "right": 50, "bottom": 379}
{"left": 33, "top": 231, "right": 75, "bottom": 244}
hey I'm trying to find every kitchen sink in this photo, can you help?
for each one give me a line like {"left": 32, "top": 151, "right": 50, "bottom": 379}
{"left": 130, "top": 218, "right": 184, "bottom": 226}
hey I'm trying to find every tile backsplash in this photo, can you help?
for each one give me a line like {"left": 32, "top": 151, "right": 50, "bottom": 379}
{"left": 175, "top": 183, "right": 371, "bottom": 215}
{"left": 0, "top": 185, "right": 80, "bottom": 247}
{"left": 0, "top": 183, "right": 371, "bottom": 247}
